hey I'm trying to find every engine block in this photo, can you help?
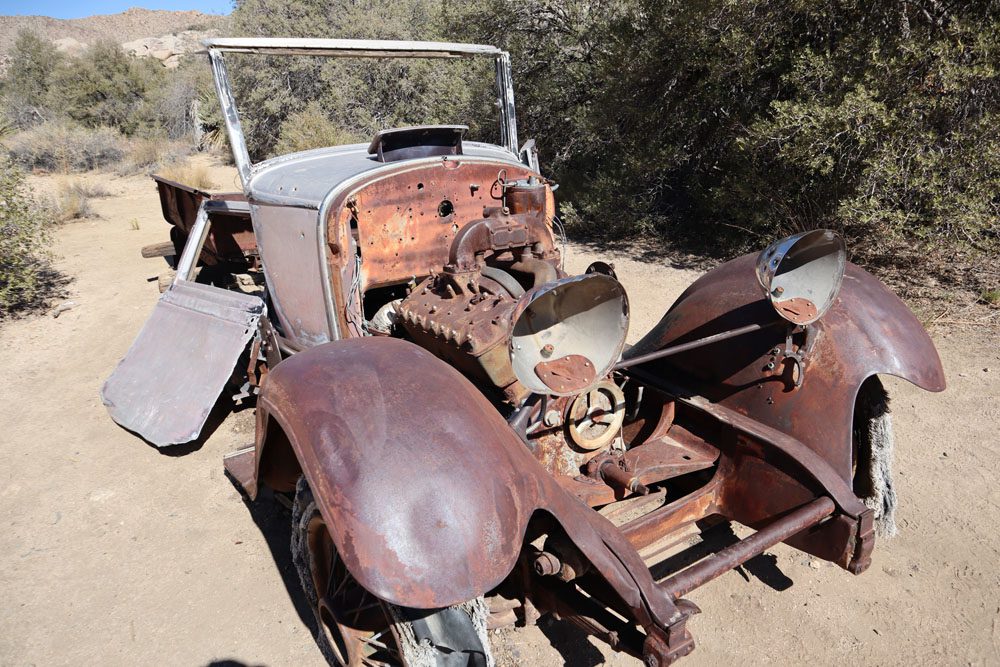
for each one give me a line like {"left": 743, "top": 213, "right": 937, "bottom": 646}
{"left": 398, "top": 275, "right": 525, "bottom": 401}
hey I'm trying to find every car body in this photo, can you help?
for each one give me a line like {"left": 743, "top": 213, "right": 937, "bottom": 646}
{"left": 103, "top": 38, "right": 945, "bottom": 666}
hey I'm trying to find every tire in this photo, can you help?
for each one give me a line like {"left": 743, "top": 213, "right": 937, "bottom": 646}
{"left": 291, "top": 477, "right": 492, "bottom": 667}
{"left": 852, "top": 376, "right": 896, "bottom": 537}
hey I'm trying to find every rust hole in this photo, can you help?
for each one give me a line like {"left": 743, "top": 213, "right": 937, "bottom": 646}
{"left": 438, "top": 200, "right": 454, "bottom": 217}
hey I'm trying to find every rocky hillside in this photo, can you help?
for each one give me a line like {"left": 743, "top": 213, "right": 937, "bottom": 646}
{"left": 0, "top": 8, "right": 225, "bottom": 52}
{"left": 0, "top": 8, "right": 227, "bottom": 71}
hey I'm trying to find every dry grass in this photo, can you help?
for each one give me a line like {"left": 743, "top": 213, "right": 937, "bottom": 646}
{"left": 7, "top": 122, "right": 126, "bottom": 173}
{"left": 156, "top": 160, "right": 217, "bottom": 190}
{"left": 42, "top": 180, "right": 113, "bottom": 224}
{"left": 66, "top": 180, "right": 112, "bottom": 199}
{"left": 115, "top": 138, "right": 191, "bottom": 176}
{"left": 52, "top": 183, "right": 95, "bottom": 222}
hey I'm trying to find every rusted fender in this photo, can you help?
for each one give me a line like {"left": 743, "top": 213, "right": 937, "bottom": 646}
{"left": 255, "top": 337, "right": 681, "bottom": 628}
{"left": 628, "top": 254, "right": 945, "bottom": 480}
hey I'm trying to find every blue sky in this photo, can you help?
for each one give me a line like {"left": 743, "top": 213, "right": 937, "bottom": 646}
{"left": 0, "top": 0, "right": 230, "bottom": 18}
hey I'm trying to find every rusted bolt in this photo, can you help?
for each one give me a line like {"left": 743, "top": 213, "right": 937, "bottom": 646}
{"left": 540, "top": 343, "right": 554, "bottom": 358}
{"left": 544, "top": 410, "right": 561, "bottom": 427}
{"left": 765, "top": 361, "right": 776, "bottom": 370}
{"left": 772, "top": 286, "right": 785, "bottom": 296}
{"left": 533, "top": 551, "right": 561, "bottom": 576}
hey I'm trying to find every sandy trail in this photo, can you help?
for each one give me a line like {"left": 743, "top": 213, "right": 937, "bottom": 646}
{"left": 1, "top": 157, "right": 998, "bottom": 666}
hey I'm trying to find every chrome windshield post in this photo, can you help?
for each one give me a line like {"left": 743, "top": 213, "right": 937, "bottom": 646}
{"left": 207, "top": 48, "right": 252, "bottom": 191}
{"left": 495, "top": 52, "right": 519, "bottom": 155}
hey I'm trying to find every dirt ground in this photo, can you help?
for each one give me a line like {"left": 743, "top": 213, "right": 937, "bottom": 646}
{"left": 2, "top": 156, "right": 998, "bottom": 666}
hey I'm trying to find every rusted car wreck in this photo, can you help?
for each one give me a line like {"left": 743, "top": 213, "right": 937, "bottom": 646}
{"left": 103, "top": 38, "right": 945, "bottom": 666}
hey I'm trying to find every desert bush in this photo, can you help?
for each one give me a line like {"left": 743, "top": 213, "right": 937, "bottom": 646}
{"left": 451, "top": 0, "right": 1000, "bottom": 295}
{"left": 116, "top": 137, "right": 192, "bottom": 176}
{"left": 51, "top": 182, "right": 95, "bottom": 222}
{"left": 46, "top": 41, "right": 165, "bottom": 135}
{"left": 147, "top": 59, "right": 215, "bottom": 142}
{"left": 1, "top": 32, "right": 207, "bottom": 146}
{"left": 64, "top": 181, "right": 111, "bottom": 199}
{"left": 0, "top": 158, "right": 52, "bottom": 314}
{"left": 6, "top": 122, "right": 126, "bottom": 172}
{"left": 273, "top": 102, "right": 356, "bottom": 155}
{"left": 157, "top": 160, "right": 217, "bottom": 189}
{"left": 1, "top": 30, "right": 63, "bottom": 128}
{"left": 228, "top": 0, "right": 495, "bottom": 160}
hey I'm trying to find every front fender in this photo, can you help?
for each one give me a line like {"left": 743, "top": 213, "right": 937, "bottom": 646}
{"left": 629, "top": 253, "right": 945, "bottom": 480}
{"left": 256, "top": 338, "right": 679, "bottom": 629}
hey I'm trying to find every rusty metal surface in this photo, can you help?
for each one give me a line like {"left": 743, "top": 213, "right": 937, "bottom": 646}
{"left": 774, "top": 297, "right": 818, "bottom": 323}
{"left": 102, "top": 280, "right": 264, "bottom": 446}
{"left": 614, "top": 322, "right": 776, "bottom": 370}
{"left": 535, "top": 354, "right": 597, "bottom": 393}
{"left": 321, "top": 158, "right": 554, "bottom": 340}
{"left": 223, "top": 445, "right": 256, "bottom": 491}
{"left": 398, "top": 279, "right": 522, "bottom": 395}
{"left": 660, "top": 496, "right": 835, "bottom": 598}
{"left": 628, "top": 254, "right": 945, "bottom": 479}
{"left": 153, "top": 176, "right": 255, "bottom": 266}
{"left": 343, "top": 161, "right": 550, "bottom": 290}
{"left": 94, "top": 34, "right": 954, "bottom": 666}
{"left": 255, "top": 337, "right": 691, "bottom": 649}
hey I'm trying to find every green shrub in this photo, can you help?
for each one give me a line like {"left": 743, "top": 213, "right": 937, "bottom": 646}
{"left": 0, "top": 158, "right": 52, "bottom": 314}
{"left": 46, "top": 40, "right": 165, "bottom": 135}
{"left": 451, "top": 0, "right": 1000, "bottom": 295}
{"left": 228, "top": 0, "right": 495, "bottom": 160}
{"left": 1, "top": 30, "right": 63, "bottom": 128}
{"left": 274, "top": 102, "right": 356, "bottom": 155}
{"left": 6, "top": 122, "right": 126, "bottom": 172}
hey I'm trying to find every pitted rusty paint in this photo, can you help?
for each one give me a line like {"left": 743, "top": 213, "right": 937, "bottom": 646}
{"left": 628, "top": 254, "right": 945, "bottom": 480}
{"left": 255, "top": 337, "right": 683, "bottom": 635}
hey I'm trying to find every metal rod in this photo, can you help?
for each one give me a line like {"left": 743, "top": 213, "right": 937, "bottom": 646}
{"left": 207, "top": 50, "right": 252, "bottom": 189}
{"left": 660, "top": 496, "right": 835, "bottom": 599}
{"left": 173, "top": 203, "right": 212, "bottom": 284}
{"left": 613, "top": 322, "right": 779, "bottom": 371}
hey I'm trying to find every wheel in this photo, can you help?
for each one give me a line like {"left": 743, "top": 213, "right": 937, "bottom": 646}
{"left": 852, "top": 376, "right": 896, "bottom": 537}
{"left": 291, "top": 478, "right": 492, "bottom": 666}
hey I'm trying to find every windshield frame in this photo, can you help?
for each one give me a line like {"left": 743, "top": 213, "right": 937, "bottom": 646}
{"left": 204, "top": 37, "right": 520, "bottom": 191}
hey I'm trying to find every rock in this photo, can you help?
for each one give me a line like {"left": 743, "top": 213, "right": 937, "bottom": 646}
{"left": 121, "top": 29, "right": 218, "bottom": 68}
{"left": 52, "top": 37, "right": 87, "bottom": 56}
{"left": 50, "top": 300, "right": 77, "bottom": 318}
{"left": 150, "top": 48, "right": 177, "bottom": 61}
